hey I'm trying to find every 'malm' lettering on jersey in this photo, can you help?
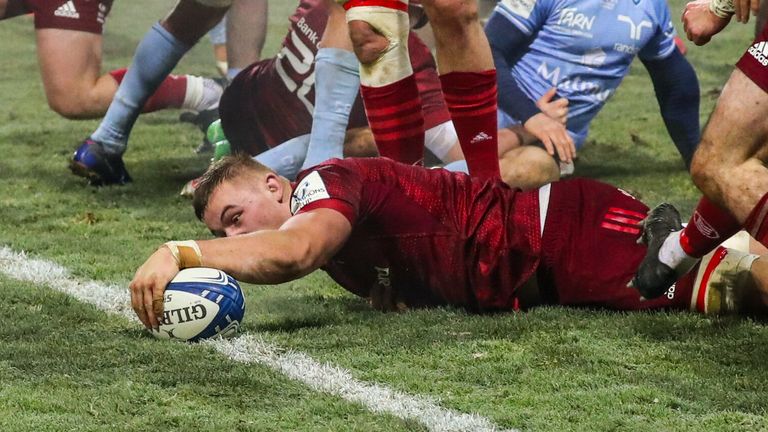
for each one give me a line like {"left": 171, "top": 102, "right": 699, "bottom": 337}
{"left": 536, "top": 62, "right": 613, "bottom": 102}
{"left": 276, "top": 18, "right": 319, "bottom": 113}
{"left": 291, "top": 171, "right": 331, "bottom": 214}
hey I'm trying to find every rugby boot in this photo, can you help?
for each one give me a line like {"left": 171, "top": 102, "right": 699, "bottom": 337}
{"left": 69, "top": 139, "right": 132, "bottom": 186}
{"left": 630, "top": 203, "right": 684, "bottom": 299}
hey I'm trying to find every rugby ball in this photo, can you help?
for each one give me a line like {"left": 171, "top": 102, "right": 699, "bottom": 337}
{"left": 151, "top": 267, "right": 245, "bottom": 342}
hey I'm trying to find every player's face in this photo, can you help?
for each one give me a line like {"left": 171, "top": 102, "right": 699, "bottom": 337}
{"left": 202, "top": 174, "right": 291, "bottom": 237}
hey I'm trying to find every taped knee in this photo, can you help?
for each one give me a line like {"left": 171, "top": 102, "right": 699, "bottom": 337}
{"left": 346, "top": 2, "right": 412, "bottom": 87}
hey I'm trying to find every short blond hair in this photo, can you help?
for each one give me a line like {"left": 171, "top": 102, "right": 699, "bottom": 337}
{"left": 192, "top": 154, "right": 273, "bottom": 220}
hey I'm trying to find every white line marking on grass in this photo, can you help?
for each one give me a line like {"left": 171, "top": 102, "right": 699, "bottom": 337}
{"left": 0, "top": 247, "right": 516, "bottom": 432}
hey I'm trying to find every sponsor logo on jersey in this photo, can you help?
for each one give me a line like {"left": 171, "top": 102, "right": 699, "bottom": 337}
{"left": 54, "top": 1, "right": 80, "bottom": 19}
{"left": 614, "top": 42, "right": 640, "bottom": 54}
{"left": 291, "top": 171, "right": 331, "bottom": 214}
{"left": 693, "top": 211, "right": 720, "bottom": 239}
{"left": 296, "top": 17, "right": 320, "bottom": 46}
{"left": 500, "top": 0, "right": 536, "bottom": 19}
{"left": 556, "top": 7, "right": 596, "bottom": 31}
{"left": 470, "top": 131, "right": 493, "bottom": 144}
{"left": 601, "top": 0, "right": 618, "bottom": 10}
{"left": 536, "top": 62, "right": 613, "bottom": 102}
{"left": 748, "top": 41, "right": 768, "bottom": 67}
{"left": 617, "top": 15, "right": 652, "bottom": 40}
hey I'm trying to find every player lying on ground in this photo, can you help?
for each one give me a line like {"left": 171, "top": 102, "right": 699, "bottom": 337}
{"left": 486, "top": 0, "right": 700, "bottom": 188}
{"left": 68, "top": 0, "right": 268, "bottom": 186}
{"left": 0, "top": 1, "right": 220, "bottom": 121}
{"left": 129, "top": 155, "right": 768, "bottom": 329}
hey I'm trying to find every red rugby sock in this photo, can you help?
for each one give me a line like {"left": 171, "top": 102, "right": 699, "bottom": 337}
{"left": 440, "top": 70, "right": 500, "bottom": 180}
{"left": 679, "top": 197, "right": 741, "bottom": 258}
{"left": 109, "top": 68, "right": 187, "bottom": 113}
{"left": 360, "top": 75, "right": 425, "bottom": 165}
{"left": 743, "top": 191, "right": 768, "bottom": 247}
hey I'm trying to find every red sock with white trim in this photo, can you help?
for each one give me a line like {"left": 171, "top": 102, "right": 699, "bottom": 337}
{"left": 743, "top": 191, "right": 768, "bottom": 247}
{"left": 360, "top": 75, "right": 425, "bottom": 165}
{"left": 679, "top": 197, "right": 741, "bottom": 258}
{"left": 440, "top": 70, "right": 501, "bottom": 180}
{"left": 109, "top": 68, "right": 186, "bottom": 113}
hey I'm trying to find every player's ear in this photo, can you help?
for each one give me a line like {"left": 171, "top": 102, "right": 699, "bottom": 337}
{"left": 264, "top": 173, "right": 284, "bottom": 201}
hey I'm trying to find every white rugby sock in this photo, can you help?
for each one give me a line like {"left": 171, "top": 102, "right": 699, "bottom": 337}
{"left": 182, "top": 77, "right": 222, "bottom": 111}
{"left": 659, "top": 230, "right": 699, "bottom": 274}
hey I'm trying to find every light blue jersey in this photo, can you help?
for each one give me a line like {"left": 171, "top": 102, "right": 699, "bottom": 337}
{"left": 494, "top": 0, "right": 677, "bottom": 147}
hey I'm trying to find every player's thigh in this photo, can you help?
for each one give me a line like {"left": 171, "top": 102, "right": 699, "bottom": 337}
{"left": 698, "top": 69, "right": 768, "bottom": 167}
{"left": 35, "top": 28, "right": 102, "bottom": 104}
{"left": 163, "top": 0, "right": 230, "bottom": 46}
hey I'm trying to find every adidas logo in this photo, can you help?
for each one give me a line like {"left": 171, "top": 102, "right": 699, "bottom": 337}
{"left": 54, "top": 1, "right": 80, "bottom": 19}
{"left": 748, "top": 41, "right": 768, "bottom": 66}
{"left": 470, "top": 131, "right": 492, "bottom": 144}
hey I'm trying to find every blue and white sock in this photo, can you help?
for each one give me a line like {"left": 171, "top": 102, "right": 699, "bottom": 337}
{"left": 300, "top": 48, "right": 360, "bottom": 170}
{"left": 91, "top": 23, "right": 190, "bottom": 155}
{"left": 253, "top": 135, "right": 310, "bottom": 180}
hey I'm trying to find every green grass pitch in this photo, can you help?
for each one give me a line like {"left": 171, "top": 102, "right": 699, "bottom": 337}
{"left": 1, "top": 1, "right": 767, "bottom": 430}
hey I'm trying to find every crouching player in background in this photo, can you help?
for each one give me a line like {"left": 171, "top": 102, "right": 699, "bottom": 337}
{"left": 0, "top": 1, "right": 221, "bottom": 123}
{"left": 129, "top": 154, "right": 768, "bottom": 329}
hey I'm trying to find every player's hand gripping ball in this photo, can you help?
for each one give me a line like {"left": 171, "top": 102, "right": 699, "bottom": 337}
{"left": 151, "top": 268, "right": 245, "bottom": 342}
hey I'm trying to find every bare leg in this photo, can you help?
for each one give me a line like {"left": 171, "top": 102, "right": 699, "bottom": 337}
{"left": 35, "top": 29, "right": 117, "bottom": 119}
{"left": 690, "top": 69, "right": 768, "bottom": 223}
{"left": 225, "top": 0, "right": 267, "bottom": 72}
{"left": 420, "top": 0, "right": 493, "bottom": 73}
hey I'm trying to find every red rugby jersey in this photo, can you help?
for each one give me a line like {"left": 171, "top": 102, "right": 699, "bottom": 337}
{"left": 291, "top": 158, "right": 542, "bottom": 311}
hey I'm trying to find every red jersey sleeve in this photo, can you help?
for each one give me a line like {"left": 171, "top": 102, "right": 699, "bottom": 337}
{"left": 290, "top": 161, "right": 363, "bottom": 224}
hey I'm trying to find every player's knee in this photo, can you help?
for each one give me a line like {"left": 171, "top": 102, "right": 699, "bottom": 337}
{"left": 690, "top": 149, "right": 719, "bottom": 194}
{"left": 46, "top": 94, "right": 89, "bottom": 120}
{"left": 421, "top": 0, "right": 479, "bottom": 30}
{"left": 500, "top": 146, "right": 560, "bottom": 190}
{"left": 347, "top": 20, "right": 390, "bottom": 65}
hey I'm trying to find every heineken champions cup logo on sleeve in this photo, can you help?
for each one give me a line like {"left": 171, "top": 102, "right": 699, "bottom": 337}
{"left": 291, "top": 171, "right": 331, "bottom": 214}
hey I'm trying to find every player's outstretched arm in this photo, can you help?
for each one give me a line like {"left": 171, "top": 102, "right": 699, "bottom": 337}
{"left": 129, "top": 208, "right": 352, "bottom": 330}
{"left": 200, "top": 208, "right": 352, "bottom": 284}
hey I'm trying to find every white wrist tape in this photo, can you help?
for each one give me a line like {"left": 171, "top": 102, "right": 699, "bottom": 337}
{"left": 346, "top": 5, "right": 413, "bottom": 87}
{"left": 709, "top": 0, "right": 735, "bottom": 19}
{"left": 165, "top": 240, "right": 203, "bottom": 269}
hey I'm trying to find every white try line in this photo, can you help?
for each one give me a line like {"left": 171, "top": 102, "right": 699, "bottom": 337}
{"left": 0, "top": 246, "right": 516, "bottom": 432}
